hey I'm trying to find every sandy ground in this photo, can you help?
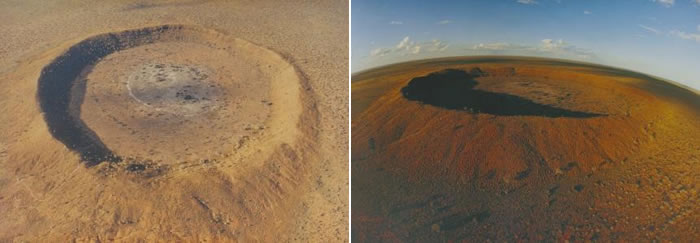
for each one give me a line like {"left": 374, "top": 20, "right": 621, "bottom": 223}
{"left": 0, "top": 0, "right": 348, "bottom": 242}
{"left": 352, "top": 57, "right": 699, "bottom": 241}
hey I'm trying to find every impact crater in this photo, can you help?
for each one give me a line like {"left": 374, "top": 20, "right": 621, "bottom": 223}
{"left": 37, "top": 25, "right": 308, "bottom": 167}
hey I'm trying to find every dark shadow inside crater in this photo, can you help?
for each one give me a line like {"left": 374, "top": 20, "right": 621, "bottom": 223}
{"left": 37, "top": 37, "right": 124, "bottom": 166}
{"left": 36, "top": 26, "right": 178, "bottom": 166}
{"left": 400, "top": 69, "right": 605, "bottom": 118}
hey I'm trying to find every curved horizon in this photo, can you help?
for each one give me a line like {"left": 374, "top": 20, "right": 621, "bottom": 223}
{"left": 352, "top": 0, "right": 700, "bottom": 91}
{"left": 352, "top": 55, "right": 700, "bottom": 94}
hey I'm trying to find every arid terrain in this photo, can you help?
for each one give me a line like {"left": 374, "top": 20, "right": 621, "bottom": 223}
{"left": 0, "top": 1, "right": 348, "bottom": 242}
{"left": 352, "top": 56, "right": 699, "bottom": 241}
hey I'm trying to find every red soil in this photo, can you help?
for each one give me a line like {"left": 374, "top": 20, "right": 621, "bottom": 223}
{"left": 352, "top": 56, "right": 700, "bottom": 241}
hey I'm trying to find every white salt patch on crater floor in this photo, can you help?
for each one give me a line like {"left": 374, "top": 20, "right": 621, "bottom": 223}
{"left": 126, "top": 63, "right": 221, "bottom": 116}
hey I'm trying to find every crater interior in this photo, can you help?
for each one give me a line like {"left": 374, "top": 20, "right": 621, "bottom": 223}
{"left": 38, "top": 25, "right": 302, "bottom": 167}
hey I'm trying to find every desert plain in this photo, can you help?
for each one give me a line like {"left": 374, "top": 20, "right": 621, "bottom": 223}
{"left": 352, "top": 56, "right": 699, "bottom": 242}
{"left": 0, "top": 0, "right": 348, "bottom": 241}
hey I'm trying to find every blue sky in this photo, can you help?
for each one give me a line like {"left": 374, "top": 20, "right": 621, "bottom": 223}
{"left": 352, "top": 0, "right": 700, "bottom": 90}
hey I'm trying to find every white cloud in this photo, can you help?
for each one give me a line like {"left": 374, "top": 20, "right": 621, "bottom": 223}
{"left": 437, "top": 20, "right": 452, "bottom": 25}
{"left": 652, "top": 0, "right": 674, "bottom": 7}
{"left": 517, "top": 0, "right": 538, "bottom": 4}
{"left": 430, "top": 39, "right": 449, "bottom": 52}
{"left": 540, "top": 39, "right": 563, "bottom": 50}
{"left": 396, "top": 36, "right": 413, "bottom": 50}
{"left": 369, "top": 36, "right": 448, "bottom": 57}
{"left": 670, "top": 30, "right": 700, "bottom": 42}
{"left": 472, "top": 42, "right": 526, "bottom": 51}
{"left": 370, "top": 47, "right": 392, "bottom": 57}
{"left": 583, "top": 10, "right": 592, "bottom": 15}
{"left": 540, "top": 39, "right": 594, "bottom": 58}
{"left": 472, "top": 39, "right": 594, "bottom": 59}
{"left": 389, "top": 21, "right": 403, "bottom": 25}
{"left": 411, "top": 46, "right": 421, "bottom": 54}
{"left": 639, "top": 24, "right": 661, "bottom": 34}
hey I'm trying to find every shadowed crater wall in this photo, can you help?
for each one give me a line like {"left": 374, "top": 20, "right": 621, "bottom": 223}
{"left": 37, "top": 25, "right": 225, "bottom": 167}
{"left": 400, "top": 69, "right": 605, "bottom": 118}
{"left": 37, "top": 34, "right": 126, "bottom": 166}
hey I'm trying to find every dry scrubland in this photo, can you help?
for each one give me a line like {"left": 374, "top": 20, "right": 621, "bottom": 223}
{"left": 0, "top": 0, "right": 348, "bottom": 242}
{"left": 352, "top": 56, "right": 700, "bottom": 242}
